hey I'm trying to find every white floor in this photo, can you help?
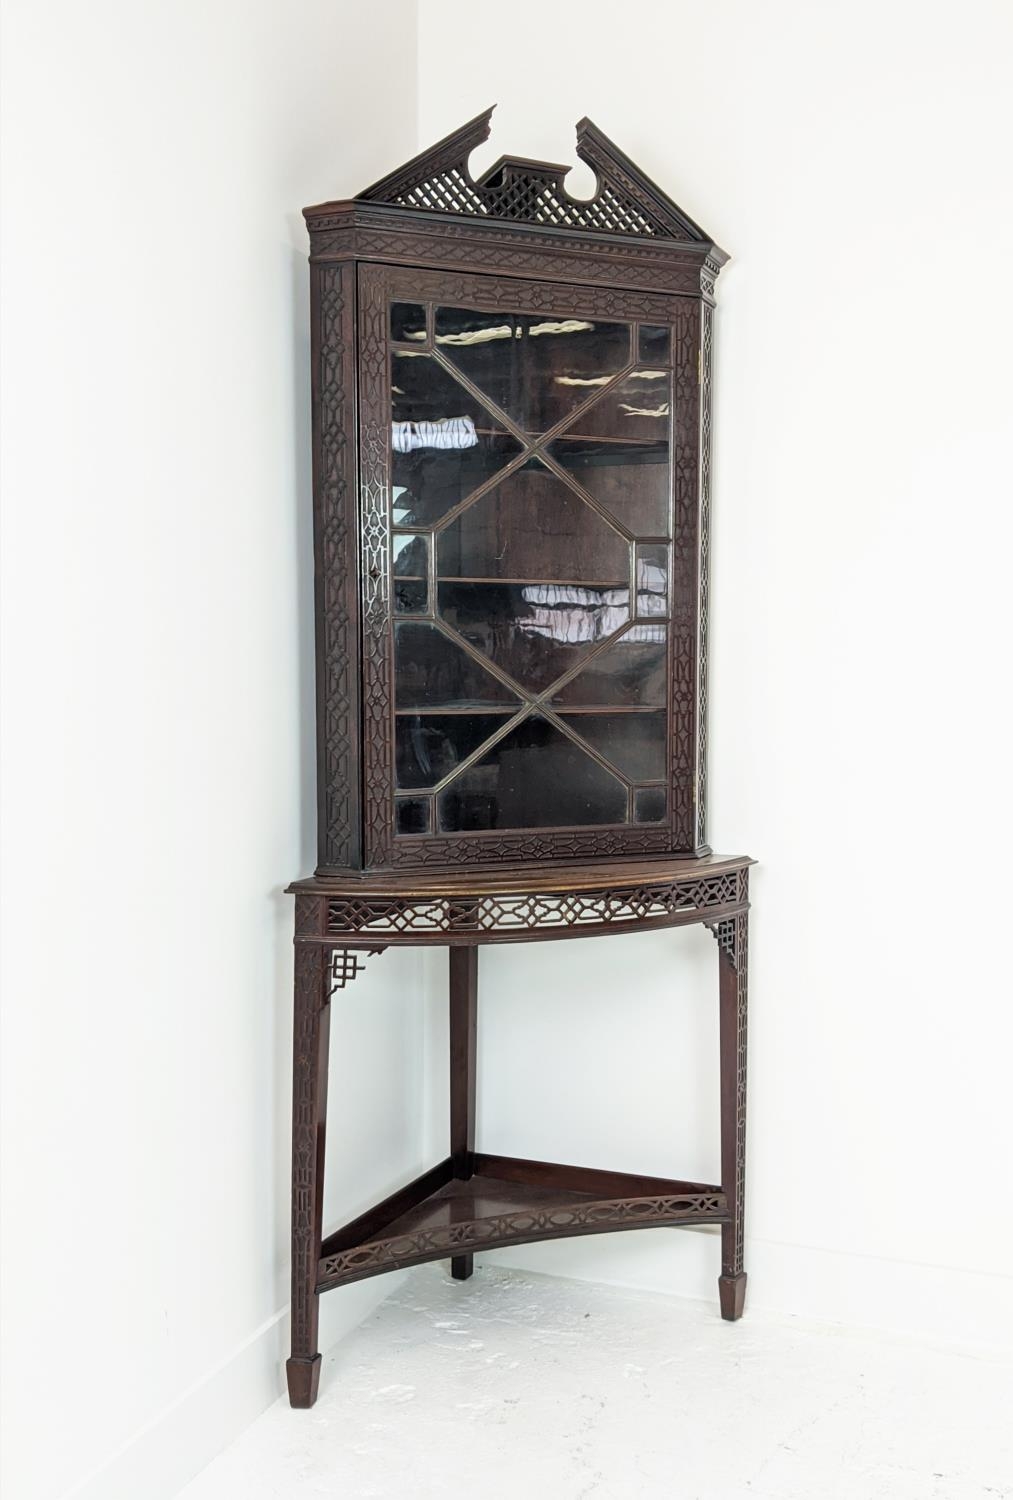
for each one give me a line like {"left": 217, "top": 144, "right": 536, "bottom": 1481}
{"left": 177, "top": 1265, "right": 1013, "bottom": 1500}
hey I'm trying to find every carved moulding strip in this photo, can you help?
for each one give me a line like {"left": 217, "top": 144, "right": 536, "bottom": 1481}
{"left": 313, "top": 264, "right": 360, "bottom": 869}
{"left": 707, "top": 868, "right": 748, "bottom": 1280}
{"left": 671, "top": 297, "right": 702, "bottom": 849}
{"left": 378, "top": 260, "right": 689, "bottom": 324}
{"left": 730, "top": 906, "right": 748, "bottom": 1275}
{"left": 317, "top": 1191, "right": 727, "bottom": 1290}
{"left": 389, "top": 827, "right": 672, "bottom": 869}
{"left": 696, "top": 303, "right": 714, "bottom": 853}
{"left": 309, "top": 217, "right": 717, "bottom": 297}
{"left": 357, "top": 267, "right": 394, "bottom": 868}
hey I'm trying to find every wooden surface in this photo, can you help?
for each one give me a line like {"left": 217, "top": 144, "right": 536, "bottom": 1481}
{"left": 290, "top": 850, "right": 752, "bottom": 898}
{"left": 315, "top": 1155, "right": 729, "bottom": 1294}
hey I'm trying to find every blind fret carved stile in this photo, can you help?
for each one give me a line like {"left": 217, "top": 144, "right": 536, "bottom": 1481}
{"left": 285, "top": 110, "right": 752, "bottom": 1409}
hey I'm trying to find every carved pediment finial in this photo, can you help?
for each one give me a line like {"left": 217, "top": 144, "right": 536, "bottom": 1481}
{"left": 357, "top": 106, "right": 726, "bottom": 256}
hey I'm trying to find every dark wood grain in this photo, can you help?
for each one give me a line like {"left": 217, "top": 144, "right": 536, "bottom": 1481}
{"left": 291, "top": 851, "right": 751, "bottom": 898}
{"left": 476, "top": 1153, "right": 720, "bottom": 1198}
{"left": 318, "top": 1159, "right": 454, "bottom": 1261}
{"left": 717, "top": 905, "right": 749, "bottom": 1320}
{"left": 316, "top": 1162, "right": 728, "bottom": 1293}
{"left": 449, "top": 946, "right": 478, "bottom": 1279}
{"left": 285, "top": 943, "right": 332, "bottom": 1408}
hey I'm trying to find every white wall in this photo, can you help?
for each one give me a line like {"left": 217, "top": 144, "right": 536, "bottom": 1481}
{"left": 0, "top": 5, "right": 420, "bottom": 1499}
{"left": 419, "top": 0, "right": 1013, "bottom": 1348}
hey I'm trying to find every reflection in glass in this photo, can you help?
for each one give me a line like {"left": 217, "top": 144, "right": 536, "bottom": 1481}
{"left": 438, "top": 581, "right": 630, "bottom": 695}
{"left": 563, "top": 368, "right": 671, "bottom": 443}
{"left": 438, "top": 465, "right": 628, "bottom": 582}
{"left": 437, "top": 715, "right": 627, "bottom": 831}
{"left": 387, "top": 296, "right": 678, "bottom": 837}
{"left": 392, "top": 351, "right": 487, "bottom": 435}
{"left": 557, "top": 711, "right": 667, "bottom": 781}
{"left": 635, "top": 545, "right": 668, "bottom": 619}
{"left": 395, "top": 797, "right": 431, "bottom": 835}
{"left": 435, "top": 307, "right": 631, "bottom": 433}
{"left": 549, "top": 370, "right": 671, "bottom": 537}
{"left": 391, "top": 303, "right": 426, "bottom": 343}
{"left": 394, "top": 622, "right": 521, "bottom": 710}
{"left": 394, "top": 579, "right": 427, "bottom": 615}
{"left": 392, "top": 533, "right": 427, "bottom": 577}
{"left": 396, "top": 713, "right": 514, "bottom": 789}
{"left": 551, "top": 631, "right": 669, "bottom": 707}
{"left": 638, "top": 324, "right": 671, "bottom": 364}
{"left": 634, "top": 786, "right": 667, "bottom": 824}
{"left": 392, "top": 352, "right": 522, "bottom": 526}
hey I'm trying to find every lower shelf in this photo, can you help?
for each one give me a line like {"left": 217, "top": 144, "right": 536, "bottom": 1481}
{"left": 317, "top": 1153, "right": 728, "bottom": 1292}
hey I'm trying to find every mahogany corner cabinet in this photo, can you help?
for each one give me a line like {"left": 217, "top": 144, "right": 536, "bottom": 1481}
{"left": 285, "top": 109, "right": 753, "bottom": 1409}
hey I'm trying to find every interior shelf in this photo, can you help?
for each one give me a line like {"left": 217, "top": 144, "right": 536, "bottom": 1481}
{"left": 316, "top": 1153, "right": 728, "bottom": 1291}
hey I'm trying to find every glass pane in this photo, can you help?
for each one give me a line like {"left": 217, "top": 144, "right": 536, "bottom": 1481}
{"left": 551, "top": 630, "right": 669, "bottom": 708}
{"left": 386, "top": 292, "right": 675, "bottom": 839}
{"left": 394, "top": 579, "right": 427, "bottom": 615}
{"left": 634, "top": 786, "right": 667, "bottom": 823}
{"left": 392, "top": 533, "right": 427, "bottom": 577}
{"left": 435, "top": 307, "right": 631, "bottom": 434}
{"left": 394, "top": 622, "right": 522, "bottom": 710}
{"left": 557, "top": 711, "right": 667, "bottom": 781}
{"left": 438, "top": 581, "right": 630, "bottom": 695}
{"left": 636, "top": 545, "right": 668, "bottom": 618}
{"left": 392, "top": 352, "right": 523, "bottom": 526}
{"left": 393, "top": 350, "right": 488, "bottom": 428}
{"left": 396, "top": 713, "right": 514, "bottom": 789}
{"left": 638, "top": 325, "right": 671, "bottom": 364}
{"left": 438, "top": 464, "right": 629, "bottom": 583}
{"left": 391, "top": 302, "right": 426, "bottom": 343}
{"left": 395, "top": 797, "right": 431, "bottom": 835}
{"left": 437, "top": 714, "right": 628, "bottom": 831}
{"left": 548, "top": 369, "right": 671, "bottom": 537}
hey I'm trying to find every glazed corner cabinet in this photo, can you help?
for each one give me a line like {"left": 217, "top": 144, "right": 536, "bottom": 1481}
{"left": 285, "top": 108, "right": 753, "bottom": 1408}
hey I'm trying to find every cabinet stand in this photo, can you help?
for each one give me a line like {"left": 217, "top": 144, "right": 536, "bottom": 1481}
{"left": 285, "top": 853, "right": 751, "bottom": 1408}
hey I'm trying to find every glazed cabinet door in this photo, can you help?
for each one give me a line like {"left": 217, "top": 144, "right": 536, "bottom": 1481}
{"left": 357, "top": 263, "right": 704, "bottom": 870}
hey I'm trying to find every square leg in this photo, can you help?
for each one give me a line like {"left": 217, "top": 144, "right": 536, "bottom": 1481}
{"left": 716, "top": 908, "right": 748, "bottom": 1319}
{"left": 449, "top": 946, "right": 478, "bottom": 1281}
{"left": 286, "top": 945, "right": 382, "bottom": 1407}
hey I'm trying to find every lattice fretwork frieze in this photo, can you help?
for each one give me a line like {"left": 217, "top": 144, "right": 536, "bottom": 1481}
{"left": 318, "top": 1191, "right": 726, "bottom": 1288}
{"left": 293, "top": 868, "right": 746, "bottom": 942}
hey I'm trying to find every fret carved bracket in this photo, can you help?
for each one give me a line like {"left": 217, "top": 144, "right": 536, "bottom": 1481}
{"left": 329, "top": 947, "right": 385, "bottom": 994}
{"left": 706, "top": 871, "right": 749, "bottom": 972}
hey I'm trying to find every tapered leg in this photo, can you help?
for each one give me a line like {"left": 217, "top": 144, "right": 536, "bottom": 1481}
{"left": 286, "top": 943, "right": 332, "bottom": 1407}
{"left": 449, "top": 945, "right": 478, "bottom": 1280}
{"left": 717, "top": 909, "right": 748, "bottom": 1320}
